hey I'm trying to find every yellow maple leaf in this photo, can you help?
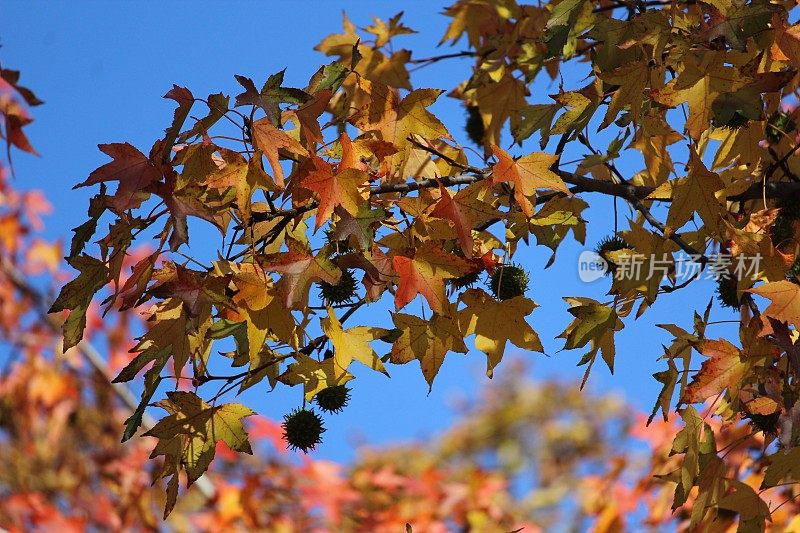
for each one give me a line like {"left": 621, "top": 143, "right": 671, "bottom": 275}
{"left": 474, "top": 73, "right": 527, "bottom": 150}
{"left": 599, "top": 60, "right": 652, "bottom": 128}
{"left": 390, "top": 306, "right": 467, "bottom": 390}
{"left": 647, "top": 150, "right": 724, "bottom": 234}
{"left": 650, "top": 58, "right": 739, "bottom": 139}
{"left": 323, "top": 308, "right": 389, "bottom": 376}
{"left": 282, "top": 353, "right": 354, "bottom": 401}
{"left": 458, "top": 289, "right": 543, "bottom": 377}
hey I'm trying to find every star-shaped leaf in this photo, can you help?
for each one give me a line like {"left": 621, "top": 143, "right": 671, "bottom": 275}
{"left": 430, "top": 183, "right": 498, "bottom": 258}
{"left": 77, "top": 143, "right": 161, "bottom": 211}
{"left": 458, "top": 289, "right": 543, "bottom": 377}
{"left": 761, "top": 448, "right": 800, "bottom": 488}
{"left": 49, "top": 254, "right": 109, "bottom": 351}
{"left": 264, "top": 238, "right": 341, "bottom": 308}
{"left": 234, "top": 70, "right": 310, "bottom": 126}
{"left": 144, "top": 391, "right": 253, "bottom": 517}
{"left": 252, "top": 118, "right": 309, "bottom": 188}
{"left": 299, "top": 156, "right": 369, "bottom": 230}
{"left": 683, "top": 338, "right": 748, "bottom": 403}
{"left": 281, "top": 353, "right": 354, "bottom": 401}
{"left": 491, "top": 145, "right": 570, "bottom": 218}
{"left": 647, "top": 150, "right": 724, "bottom": 234}
{"left": 392, "top": 241, "right": 472, "bottom": 314}
{"left": 323, "top": 308, "right": 389, "bottom": 375}
{"left": 748, "top": 280, "right": 800, "bottom": 328}
{"left": 390, "top": 307, "right": 467, "bottom": 389}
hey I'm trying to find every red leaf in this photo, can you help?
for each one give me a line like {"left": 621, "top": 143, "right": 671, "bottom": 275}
{"left": 77, "top": 143, "right": 161, "bottom": 211}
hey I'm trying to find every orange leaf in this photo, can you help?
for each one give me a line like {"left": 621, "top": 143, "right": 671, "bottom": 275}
{"left": 299, "top": 156, "right": 369, "bottom": 230}
{"left": 251, "top": 118, "right": 308, "bottom": 188}
{"left": 392, "top": 242, "right": 471, "bottom": 314}
{"left": 748, "top": 280, "right": 800, "bottom": 328}
{"left": 294, "top": 89, "right": 332, "bottom": 145}
{"left": 490, "top": 145, "right": 569, "bottom": 217}
{"left": 430, "top": 183, "right": 496, "bottom": 258}
{"left": 683, "top": 338, "right": 747, "bottom": 403}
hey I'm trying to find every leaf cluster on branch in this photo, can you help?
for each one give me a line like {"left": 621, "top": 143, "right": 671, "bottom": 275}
{"left": 36, "top": 0, "right": 800, "bottom": 526}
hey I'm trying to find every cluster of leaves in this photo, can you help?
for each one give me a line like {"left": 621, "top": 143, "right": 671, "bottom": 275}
{"left": 41, "top": 0, "right": 800, "bottom": 527}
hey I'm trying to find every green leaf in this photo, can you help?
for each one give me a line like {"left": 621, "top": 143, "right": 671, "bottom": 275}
{"left": 512, "top": 104, "right": 556, "bottom": 147}
{"left": 648, "top": 357, "right": 678, "bottom": 424}
{"left": 121, "top": 354, "right": 167, "bottom": 442}
{"left": 761, "top": 447, "right": 800, "bottom": 488}
{"left": 144, "top": 391, "right": 254, "bottom": 517}
{"left": 178, "top": 92, "right": 230, "bottom": 142}
{"left": 49, "top": 254, "right": 109, "bottom": 351}
{"left": 234, "top": 70, "right": 310, "bottom": 127}
{"left": 307, "top": 61, "right": 349, "bottom": 93}
{"left": 68, "top": 185, "right": 106, "bottom": 260}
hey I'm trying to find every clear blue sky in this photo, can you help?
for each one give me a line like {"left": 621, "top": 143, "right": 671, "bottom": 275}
{"left": 0, "top": 1, "right": 736, "bottom": 462}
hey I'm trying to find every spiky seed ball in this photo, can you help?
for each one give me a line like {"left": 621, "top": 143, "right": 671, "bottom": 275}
{"left": 318, "top": 269, "right": 358, "bottom": 305}
{"left": 767, "top": 111, "right": 796, "bottom": 144}
{"left": 715, "top": 275, "right": 741, "bottom": 309}
{"left": 770, "top": 196, "right": 800, "bottom": 250}
{"left": 282, "top": 408, "right": 325, "bottom": 453}
{"left": 324, "top": 228, "right": 353, "bottom": 256}
{"left": 449, "top": 270, "right": 481, "bottom": 289}
{"left": 771, "top": 215, "right": 795, "bottom": 250}
{"left": 465, "top": 105, "right": 485, "bottom": 146}
{"left": 489, "top": 264, "right": 529, "bottom": 300}
{"left": 315, "top": 385, "right": 351, "bottom": 414}
{"left": 746, "top": 411, "right": 780, "bottom": 435}
{"left": 777, "top": 195, "right": 800, "bottom": 222}
{"left": 594, "top": 235, "right": 629, "bottom": 276}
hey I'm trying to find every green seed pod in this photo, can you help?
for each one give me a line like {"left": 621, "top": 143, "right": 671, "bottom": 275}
{"left": 282, "top": 408, "right": 325, "bottom": 453}
{"left": 594, "top": 235, "right": 629, "bottom": 276}
{"left": 449, "top": 270, "right": 481, "bottom": 289}
{"left": 715, "top": 275, "right": 741, "bottom": 309}
{"left": 771, "top": 196, "right": 800, "bottom": 250}
{"left": 746, "top": 411, "right": 780, "bottom": 435}
{"left": 314, "top": 385, "right": 351, "bottom": 414}
{"left": 318, "top": 269, "right": 358, "bottom": 305}
{"left": 788, "top": 255, "right": 800, "bottom": 283}
{"left": 324, "top": 228, "right": 353, "bottom": 256}
{"left": 713, "top": 111, "right": 750, "bottom": 130}
{"left": 489, "top": 264, "right": 529, "bottom": 300}
{"left": 465, "top": 105, "right": 485, "bottom": 147}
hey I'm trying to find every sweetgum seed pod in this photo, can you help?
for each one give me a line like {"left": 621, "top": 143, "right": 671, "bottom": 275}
{"left": 282, "top": 408, "right": 325, "bottom": 453}
{"left": 594, "top": 235, "right": 629, "bottom": 276}
{"left": 318, "top": 269, "right": 358, "bottom": 304}
{"left": 465, "top": 105, "right": 485, "bottom": 146}
{"left": 315, "top": 385, "right": 351, "bottom": 414}
{"left": 489, "top": 264, "right": 529, "bottom": 300}
{"left": 715, "top": 276, "right": 741, "bottom": 309}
